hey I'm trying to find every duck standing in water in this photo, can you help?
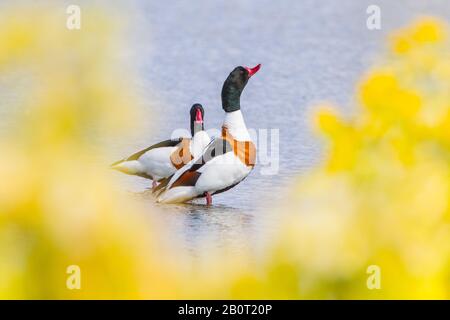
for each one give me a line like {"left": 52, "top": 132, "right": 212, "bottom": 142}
{"left": 111, "top": 104, "right": 210, "bottom": 190}
{"left": 157, "top": 64, "right": 261, "bottom": 204}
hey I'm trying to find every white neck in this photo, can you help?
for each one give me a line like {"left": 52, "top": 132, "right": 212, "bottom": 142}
{"left": 223, "top": 110, "right": 251, "bottom": 141}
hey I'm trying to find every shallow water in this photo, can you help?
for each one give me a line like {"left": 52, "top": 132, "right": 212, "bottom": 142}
{"left": 2, "top": 0, "right": 450, "bottom": 253}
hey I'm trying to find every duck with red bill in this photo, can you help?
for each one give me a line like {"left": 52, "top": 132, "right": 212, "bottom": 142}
{"left": 157, "top": 64, "right": 262, "bottom": 205}
{"left": 112, "top": 103, "right": 210, "bottom": 191}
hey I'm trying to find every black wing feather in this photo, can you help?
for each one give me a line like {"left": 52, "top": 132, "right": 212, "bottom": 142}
{"left": 189, "top": 137, "right": 233, "bottom": 171}
{"left": 165, "top": 137, "right": 233, "bottom": 191}
{"left": 111, "top": 138, "right": 182, "bottom": 167}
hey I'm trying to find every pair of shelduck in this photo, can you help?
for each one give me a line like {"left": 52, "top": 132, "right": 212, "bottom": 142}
{"left": 112, "top": 64, "right": 261, "bottom": 205}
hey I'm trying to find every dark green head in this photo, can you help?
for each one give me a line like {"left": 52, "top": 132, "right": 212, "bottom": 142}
{"left": 190, "top": 103, "right": 204, "bottom": 136}
{"left": 221, "top": 64, "right": 261, "bottom": 113}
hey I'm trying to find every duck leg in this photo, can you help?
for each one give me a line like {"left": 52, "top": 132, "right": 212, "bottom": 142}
{"left": 205, "top": 192, "right": 212, "bottom": 206}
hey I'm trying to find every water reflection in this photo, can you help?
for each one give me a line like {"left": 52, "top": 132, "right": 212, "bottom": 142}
{"left": 162, "top": 202, "right": 257, "bottom": 249}
{"left": 133, "top": 189, "right": 261, "bottom": 253}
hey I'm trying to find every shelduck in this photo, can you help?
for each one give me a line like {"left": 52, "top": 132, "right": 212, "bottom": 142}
{"left": 156, "top": 64, "right": 261, "bottom": 204}
{"left": 111, "top": 104, "right": 210, "bottom": 189}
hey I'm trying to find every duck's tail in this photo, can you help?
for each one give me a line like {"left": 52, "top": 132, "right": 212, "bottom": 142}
{"left": 156, "top": 186, "right": 198, "bottom": 204}
{"left": 110, "top": 158, "right": 125, "bottom": 167}
{"left": 111, "top": 159, "right": 145, "bottom": 177}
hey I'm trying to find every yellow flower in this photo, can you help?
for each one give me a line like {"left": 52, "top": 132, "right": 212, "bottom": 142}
{"left": 412, "top": 19, "right": 445, "bottom": 44}
{"left": 390, "top": 18, "right": 445, "bottom": 55}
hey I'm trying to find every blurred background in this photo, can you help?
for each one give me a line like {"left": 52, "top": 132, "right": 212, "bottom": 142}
{"left": 0, "top": 0, "right": 449, "bottom": 299}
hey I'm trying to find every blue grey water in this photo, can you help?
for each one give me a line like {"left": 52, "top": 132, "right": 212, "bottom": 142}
{"left": 2, "top": 1, "right": 450, "bottom": 254}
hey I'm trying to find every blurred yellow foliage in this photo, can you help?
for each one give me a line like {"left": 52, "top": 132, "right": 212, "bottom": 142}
{"left": 0, "top": 6, "right": 449, "bottom": 299}
{"left": 191, "top": 18, "right": 450, "bottom": 300}
{"left": 0, "top": 7, "right": 183, "bottom": 299}
{"left": 391, "top": 18, "right": 445, "bottom": 54}
{"left": 258, "top": 18, "right": 450, "bottom": 299}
